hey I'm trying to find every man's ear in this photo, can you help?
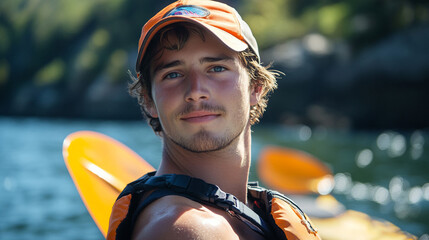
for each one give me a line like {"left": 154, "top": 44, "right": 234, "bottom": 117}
{"left": 146, "top": 103, "right": 158, "bottom": 118}
{"left": 145, "top": 100, "right": 158, "bottom": 118}
{"left": 250, "top": 85, "right": 262, "bottom": 106}
{"left": 142, "top": 93, "right": 158, "bottom": 118}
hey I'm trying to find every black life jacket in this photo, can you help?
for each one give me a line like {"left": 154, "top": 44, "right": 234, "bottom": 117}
{"left": 107, "top": 172, "right": 320, "bottom": 240}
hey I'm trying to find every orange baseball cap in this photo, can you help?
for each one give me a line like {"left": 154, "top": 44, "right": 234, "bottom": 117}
{"left": 135, "top": 0, "right": 259, "bottom": 72}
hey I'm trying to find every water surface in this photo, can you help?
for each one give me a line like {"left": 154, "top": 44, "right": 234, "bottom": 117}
{"left": 0, "top": 117, "right": 427, "bottom": 239}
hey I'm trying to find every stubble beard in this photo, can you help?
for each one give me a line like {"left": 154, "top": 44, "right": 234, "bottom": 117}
{"left": 168, "top": 125, "right": 244, "bottom": 153}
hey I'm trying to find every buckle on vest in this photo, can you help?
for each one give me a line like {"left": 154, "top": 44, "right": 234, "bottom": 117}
{"left": 215, "top": 193, "right": 242, "bottom": 215}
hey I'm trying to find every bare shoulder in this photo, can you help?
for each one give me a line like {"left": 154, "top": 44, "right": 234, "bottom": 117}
{"left": 132, "top": 195, "right": 238, "bottom": 240}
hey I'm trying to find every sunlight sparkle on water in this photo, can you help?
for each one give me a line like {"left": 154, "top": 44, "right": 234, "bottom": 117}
{"left": 377, "top": 133, "right": 390, "bottom": 150}
{"left": 376, "top": 132, "right": 391, "bottom": 150}
{"left": 298, "top": 125, "right": 312, "bottom": 141}
{"left": 409, "top": 187, "right": 423, "bottom": 204}
{"left": 317, "top": 176, "right": 335, "bottom": 195}
{"left": 333, "top": 173, "right": 352, "bottom": 194}
{"left": 390, "top": 176, "right": 406, "bottom": 200}
{"left": 334, "top": 173, "right": 429, "bottom": 210}
{"left": 376, "top": 131, "right": 407, "bottom": 158}
{"left": 356, "top": 148, "right": 373, "bottom": 168}
{"left": 373, "top": 186, "right": 390, "bottom": 205}
{"left": 389, "top": 134, "right": 407, "bottom": 157}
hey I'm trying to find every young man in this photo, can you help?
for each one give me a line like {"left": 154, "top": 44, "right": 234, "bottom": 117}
{"left": 108, "top": 0, "right": 321, "bottom": 239}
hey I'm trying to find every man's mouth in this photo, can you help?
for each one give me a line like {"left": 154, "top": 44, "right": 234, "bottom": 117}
{"left": 180, "top": 111, "right": 221, "bottom": 123}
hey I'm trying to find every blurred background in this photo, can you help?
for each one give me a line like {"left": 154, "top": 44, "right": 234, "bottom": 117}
{"left": 0, "top": 0, "right": 428, "bottom": 239}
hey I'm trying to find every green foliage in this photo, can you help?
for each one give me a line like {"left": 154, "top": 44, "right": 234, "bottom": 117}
{"left": 76, "top": 29, "right": 111, "bottom": 71}
{"left": 242, "top": 0, "right": 306, "bottom": 48}
{"left": 34, "top": 59, "right": 65, "bottom": 86}
{"left": 107, "top": 50, "right": 128, "bottom": 83}
{"left": 317, "top": 3, "right": 350, "bottom": 36}
{"left": 241, "top": 0, "right": 429, "bottom": 50}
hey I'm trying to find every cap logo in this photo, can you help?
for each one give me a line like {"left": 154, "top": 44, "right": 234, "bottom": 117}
{"left": 164, "top": 5, "right": 210, "bottom": 18}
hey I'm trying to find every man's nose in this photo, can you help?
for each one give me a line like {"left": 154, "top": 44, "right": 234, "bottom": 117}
{"left": 185, "top": 70, "right": 210, "bottom": 102}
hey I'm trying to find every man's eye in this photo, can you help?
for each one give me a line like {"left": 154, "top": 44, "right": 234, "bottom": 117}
{"left": 165, "top": 72, "right": 182, "bottom": 79}
{"left": 210, "top": 66, "right": 226, "bottom": 72}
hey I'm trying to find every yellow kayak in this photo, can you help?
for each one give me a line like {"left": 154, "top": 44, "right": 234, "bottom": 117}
{"left": 63, "top": 131, "right": 154, "bottom": 236}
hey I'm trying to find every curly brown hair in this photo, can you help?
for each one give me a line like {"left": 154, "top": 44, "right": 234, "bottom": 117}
{"left": 129, "top": 23, "right": 279, "bottom": 134}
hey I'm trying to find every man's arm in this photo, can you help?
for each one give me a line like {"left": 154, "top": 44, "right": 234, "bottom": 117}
{"left": 132, "top": 195, "right": 238, "bottom": 240}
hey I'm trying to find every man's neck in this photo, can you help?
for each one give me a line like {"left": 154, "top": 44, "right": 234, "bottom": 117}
{"left": 156, "top": 126, "right": 252, "bottom": 203}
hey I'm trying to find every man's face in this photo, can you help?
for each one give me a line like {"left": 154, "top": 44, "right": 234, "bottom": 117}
{"left": 147, "top": 28, "right": 259, "bottom": 152}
